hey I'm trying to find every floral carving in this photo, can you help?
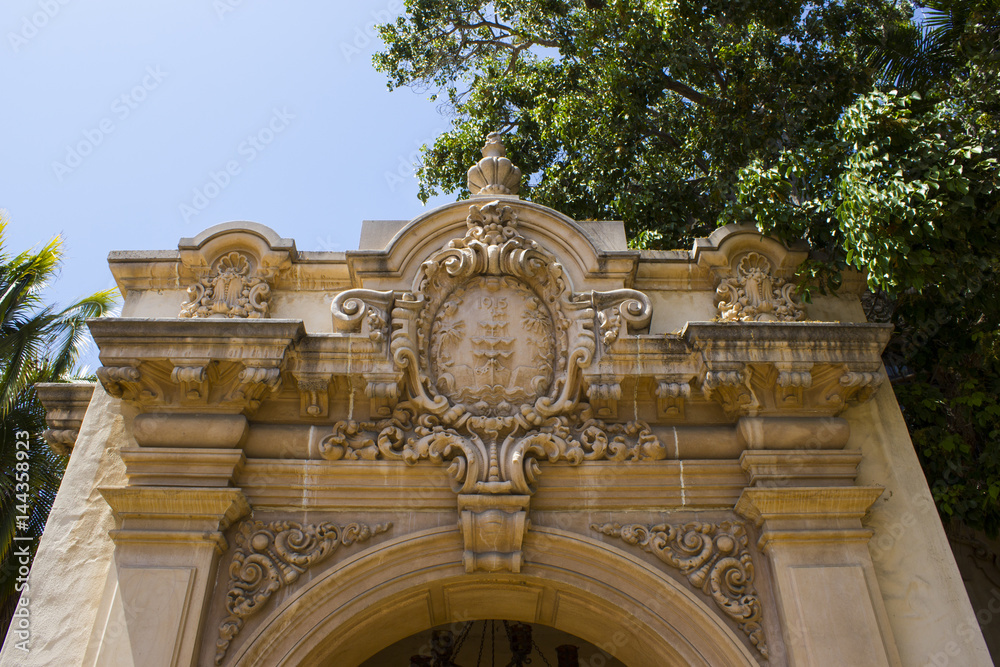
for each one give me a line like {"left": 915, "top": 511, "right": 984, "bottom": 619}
{"left": 215, "top": 520, "right": 391, "bottom": 664}
{"left": 180, "top": 251, "right": 272, "bottom": 319}
{"left": 716, "top": 252, "right": 803, "bottom": 322}
{"left": 593, "top": 521, "right": 768, "bottom": 658}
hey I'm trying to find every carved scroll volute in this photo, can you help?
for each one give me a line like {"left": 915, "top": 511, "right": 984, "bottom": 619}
{"left": 216, "top": 520, "right": 391, "bottom": 665}
{"left": 593, "top": 520, "right": 768, "bottom": 659}
{"left": 591, "top": 289, "right": 653, "bottom": 348}
{"left": 330, "top": 289, "right": 394, "bottom": 344}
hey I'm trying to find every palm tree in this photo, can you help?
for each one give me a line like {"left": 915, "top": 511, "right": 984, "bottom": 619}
{"left": 0, "top": 211, "right": 117, "bottom": 635}
{"left": 860, "top": 0, "right": 999, "bottom": 91}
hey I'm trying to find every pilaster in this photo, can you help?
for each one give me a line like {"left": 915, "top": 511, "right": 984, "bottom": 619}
{"left": 736, "top": 486, "right": 902, "bottom": 666}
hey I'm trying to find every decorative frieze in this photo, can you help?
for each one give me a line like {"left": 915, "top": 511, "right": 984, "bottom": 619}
{"left": 593, "top": 520, "right": 768, "bottom": 658}
{"left": 216, "top": 519, "right": 392, "bottom": 664}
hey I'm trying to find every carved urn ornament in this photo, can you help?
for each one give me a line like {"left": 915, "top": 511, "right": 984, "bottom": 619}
{"left": 467, "top": 132, "right": 522, "bottom": 196}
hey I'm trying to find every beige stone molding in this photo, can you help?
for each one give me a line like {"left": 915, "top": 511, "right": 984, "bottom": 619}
{"left": 90, "top": 318, "right": 304, "bottom": 417}
{"left": 34, "top": 381, "right": 94, "bottom": 455}
{"left": 592, "top": 519, "right": 768, "bottom": 658}
{"left": 216, "top": 519, "right": 392, "bottom": 664}
{"left": 100, "top": 486, "right": 250, "bottom": 553}
{"left": 120, "top": 447, "right": 246, "bottom": 486}
{"left": 740, "top": 449, "right": 862, "bottom": 487}
{"left": 735, "top": 485, "right": 885, "bottom": 548}
{"left": 467, "top": 132, "right": 522, "bottom": 196}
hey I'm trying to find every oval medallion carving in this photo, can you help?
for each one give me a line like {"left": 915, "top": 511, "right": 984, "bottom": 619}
{"left": 430, "top": 276, "right": 555, "bottom": 416}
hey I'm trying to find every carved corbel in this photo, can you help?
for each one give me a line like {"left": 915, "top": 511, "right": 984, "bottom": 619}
{"left": 591, "top": 289, "right": 653, "bottom": 347}
{"left": 294, "top": 374, "right": 330, "bottom": 418}
{"left": 458, "top": 494, "right": 530, "bottom": 573}
{"left": 702, "top": 368, "right": 756, "bottom": 418}
{"left": 775, "top": 365, "right": 813, "bottom": 408}
{"left": 655, "top": 378, "right": 691, "bottom": 420}
{"left": 331, "top": 288, "right": 394, "bottom": 344}
{"left": 215, "top": 520, "right": 391, "bottom": 664}
{"left": 95, "top": 365, "right": 148, "bottom": 402}
{"left": 586, "top": 379, "right": 621, "bottom": 419}
{"left": 817, "top": 368, "right": 886, "bottom": 410}
{"left": 365, "top": 374, "right": 401, "bottom": 417}
{"left": 171, "top": 364, "right": 209, "bottom": 403}
{"left": 226, "top": 366, "right": 282, "bottom": 412}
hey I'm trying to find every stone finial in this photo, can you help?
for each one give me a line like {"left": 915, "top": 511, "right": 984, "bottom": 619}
{"left": 467, "top": 132, "right": 521, "bottom": 196}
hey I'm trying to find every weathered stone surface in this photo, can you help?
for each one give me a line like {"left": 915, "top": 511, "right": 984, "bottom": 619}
{"left": 11, "top": 138, "right": 991, "bottom": 666}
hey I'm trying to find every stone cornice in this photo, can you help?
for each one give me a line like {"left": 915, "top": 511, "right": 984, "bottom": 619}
{"left": 735, "top": 486, "right": 885, "bottom": 525}
{"left": 35, "top": 382, "right": 95, "bottom": 455}
{"left": 90, "top": 318, "right": 304, "bottom": 416}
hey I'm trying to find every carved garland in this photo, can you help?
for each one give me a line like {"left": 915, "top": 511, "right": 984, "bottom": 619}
{"left": 329, "top": 200, "right": 655, "bottom": 496}
{"left": 592, "top": 521, "right": 768, "bottom": 659}
{"left": 215, "top": 520, "right": 391, "bottom": 665}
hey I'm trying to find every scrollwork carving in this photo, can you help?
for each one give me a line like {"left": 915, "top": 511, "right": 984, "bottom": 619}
{"left": 322, "top": 405, "right": 665, "bottom": 495}
{"left": 331, "top": 288, "right": 394, "bottom": 344}
{"left": 180, "top": 251, "right": 272, "bottom": 319}
{"left": 716, "top": 252, "right": 803, "bottom": 322}
{"left": 215, "top": 519, "right": 391, "bottom": 664}
{"left": 593, "top": 521, "right": 768, "bottom": 658}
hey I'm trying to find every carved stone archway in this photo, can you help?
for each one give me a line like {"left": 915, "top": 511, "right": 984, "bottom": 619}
{"left": 225, "top": 526, "right": 759, "bottom": 667}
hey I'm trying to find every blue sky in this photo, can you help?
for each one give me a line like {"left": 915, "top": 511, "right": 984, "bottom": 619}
{"left": 2, "top": 0, "right": 455, "bottom": 366}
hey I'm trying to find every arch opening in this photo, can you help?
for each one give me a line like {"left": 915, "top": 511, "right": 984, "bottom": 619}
{"left": 226, "top": 526, "right": 760, "bottom": 667}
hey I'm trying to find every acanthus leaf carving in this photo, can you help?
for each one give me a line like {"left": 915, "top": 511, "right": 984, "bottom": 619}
{"left": 716, "top": 252, "right": 803, "bottom": 322}
{"left": 702, "top": 369, "right": 756, "bottom": 417}
{"left": 180, "top": 251, "right": 272, "bottom": 319}
{"left": 215, "top": 519, "right": 391, "bottom": 665}
{"left": 592, "top": 520, "right": 768, "bottom": 659}
{"left": 96, "top": 366, "right": 152, "bottom": 402}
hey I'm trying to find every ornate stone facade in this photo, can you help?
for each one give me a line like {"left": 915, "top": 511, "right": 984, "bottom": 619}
{"left": 7, "top": 135, "right": 992, "bottom": 667}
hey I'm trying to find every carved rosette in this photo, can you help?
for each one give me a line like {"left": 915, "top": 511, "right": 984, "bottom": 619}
{"left": 180, "top": 251, "right": 273, "bottom": 319}
{"left": 215, "top": 520, "right": 391, "bottom": 664}
{"left": 593, "top": 521, "right": 768, "bottom": 658}
{"left": 716, "top": 252, "right": 803, "bottom": 322}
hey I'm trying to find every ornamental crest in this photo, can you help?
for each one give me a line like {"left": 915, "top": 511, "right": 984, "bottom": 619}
{"left": 180, "top": 251, "right": 272, "bottom": 319}
{"left": 329, "top": 199, "right": 656, "bottom": 497}
{"left": 716, "top": 251, "right": 803, "bottom": 322}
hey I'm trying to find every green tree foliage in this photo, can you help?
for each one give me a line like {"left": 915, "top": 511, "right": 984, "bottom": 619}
{"left": 0, "top": 213, "right": 117, "bottom": 632}
{"left": 376, "top": 1, "right": 1000, "bottom": 531}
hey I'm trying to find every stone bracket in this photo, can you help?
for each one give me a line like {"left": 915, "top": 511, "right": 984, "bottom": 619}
{"left": 35, "top": 382, "right": 95, "bottom": 455}
{"left": 458, "top": 494, "right": 530, "bottom": 573}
